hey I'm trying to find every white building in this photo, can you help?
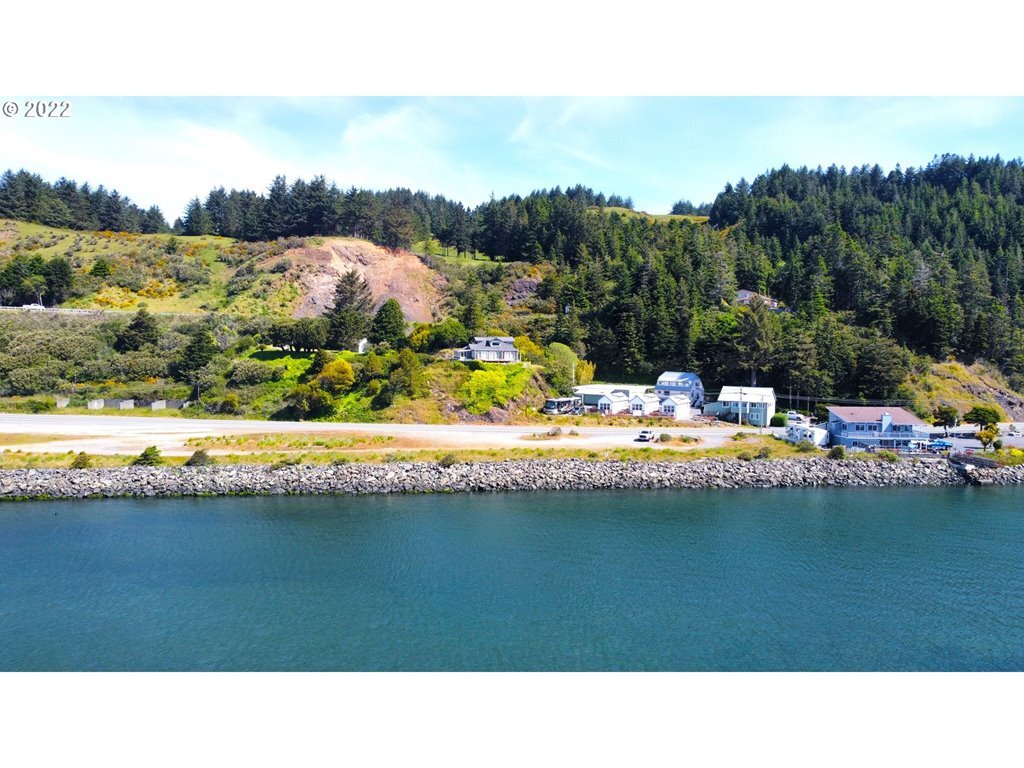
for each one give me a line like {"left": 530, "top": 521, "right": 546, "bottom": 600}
{"left": 355, "top": 338, "right": 370, "bottom": 354}
{"left": 629, "top": 393, "right": 662, "bottom": 416}
{"left": 659, "top": 395, "right": 692, "bottom": 421}
{"left": 596, "top": 392, "right": 630, "bottom": 414}
{"left": 709, "top": 386, "right": 777, "bottom": 427}
{"left": 455, "top": 336, "right": 521, "bottom": 363}
{"left": 573, "top": 383, "right": 651, "bottom": 407}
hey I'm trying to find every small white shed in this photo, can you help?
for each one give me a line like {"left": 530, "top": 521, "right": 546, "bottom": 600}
{"left": 597, "top": 392, "right": 630, "bottom": 414}
{"left": 629, "top": 393, "right": 661, "bottom": 416}
{"left": 660, "top": 395, "right": 692, "bottom": 421}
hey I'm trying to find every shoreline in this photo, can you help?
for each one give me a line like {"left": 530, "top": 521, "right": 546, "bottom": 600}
{"left": 3, "top": 458, "right": 1023, "bottom": 502}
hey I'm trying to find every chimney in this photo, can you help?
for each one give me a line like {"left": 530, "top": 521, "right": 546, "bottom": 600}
{"left": 881, "top": 412, "right": 892, "bottom": 432}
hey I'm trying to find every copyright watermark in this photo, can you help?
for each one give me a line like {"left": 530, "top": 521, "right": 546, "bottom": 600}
{"left": 2, "top": 100, "right": 72, "bottom": 118}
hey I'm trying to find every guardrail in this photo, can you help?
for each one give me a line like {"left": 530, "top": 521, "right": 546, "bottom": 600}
{"left": 0, "top": 305, "right": 201, "bottom": 317}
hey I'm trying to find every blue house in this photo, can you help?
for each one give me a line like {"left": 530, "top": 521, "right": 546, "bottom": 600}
{"left": 826, "top": 406, "right": 928, "bottom": 450}
{"left": 654, "top": 371, "right": 705, "bottom": 408}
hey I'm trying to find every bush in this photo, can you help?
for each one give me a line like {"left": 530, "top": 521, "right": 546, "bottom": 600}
{"left": 437, "top": 453, "right": 459, "bottom": 468}
{"left": 795, "top": 440, "right": 816, "bottom": 453}
{"left": 659, "top": 433, "right": 672, "bottom": 443}
{"left": 70, "top": 452, "right": 92, "bottom": 469}
{"left": 770, "top": 413, "right": 788, "bottom": 427}
{"left": 184, "top": 449, "right": 216, "bottom": 467}
{"left": 29, "top": 398, "right": 56, "bottom": 413}
{"left": 828, "top": 445, "right": 846, "bottom": 460}
{"left": 993, "top": 439, "right": 1004, "bottom": 451}
{"left": 228, "top": 358, "right": 281, "bottom": 387}
{"left": 366, "top": 379, "right": 383, "bottom": 396}
{"left": 737, "top": 451, "right": 754, "bottom": 461}
{"left": 877, "top": 450, "right": 900, "bottom": 463}
{"left": 731, "top": 431, "right": 752, "bottom": 441}
{"left": 547, "top": 426, "right": 563, "bottom": 437}
{"left": 757, "top": 446, "right": 772, "bottom": 459}
{"left": 132, "top": 446, "right": 164, "bottom": 466}
{"left": 315, "top": 358, "right": 356, "bottom": 395}
{"left": 219, "top": 394, "right": 241, "bottom": 414}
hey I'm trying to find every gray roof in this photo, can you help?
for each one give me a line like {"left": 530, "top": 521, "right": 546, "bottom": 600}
{"left": 463, "top": 336, "right": 517, "bottom": 352}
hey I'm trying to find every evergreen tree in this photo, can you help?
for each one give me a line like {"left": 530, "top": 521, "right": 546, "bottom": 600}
{"left": 182, "top": 197, "right": 213, "bottom": 236}
{"left": 325, "top": 271, "right": 374, "bottom": 349}
{"left": 369, "top": 299, "right": 407, "bottom": 347}
{"left": 114, "top": 306, "right": 161, "bottom": 352}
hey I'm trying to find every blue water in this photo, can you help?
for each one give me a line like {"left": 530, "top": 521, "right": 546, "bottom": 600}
{"left": 1, "top": 487, "right": 1022, "bottom": 671}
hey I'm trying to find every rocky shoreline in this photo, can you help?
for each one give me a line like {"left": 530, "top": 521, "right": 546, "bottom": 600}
{"left": 2, "top": 458, "right": 1023, "bottom": 501}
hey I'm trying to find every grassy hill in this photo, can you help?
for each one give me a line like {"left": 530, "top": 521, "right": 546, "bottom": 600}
{"left": 0, "top": 220, "right": 446, "bottom": 321}
{"left": 899, "top": 360, "right": 1024, "bottom": 421}
{"left": 588, "top": 206, "right": 709, "bottom": 224}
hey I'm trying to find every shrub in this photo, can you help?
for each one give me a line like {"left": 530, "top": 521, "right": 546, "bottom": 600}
{"left": 796, "top": 440, "right": 816, "bottom": 453}
{"left": 757, "top": 446, "right": 772, "bottom": 459}
{"left": 287, "top": 382, "right": 334, "bottom": 419}
{"left": 437, "top": 453, "right": 459, "bottom": 468}
{"left": 659, "top": 433, "right": 672, "bottom": 443}
{"left": 737, "top": 451, "right": 754, "bottom": 461}
{"left": 270, "top": 257, "right": 291, "bottom": 273}
{"left": 770, "top": 413, "right": 788, "bottom": 427}
{"left": 731, "top": 431, "right": 752, "bottom": 441}
{"left": 70, "top": 452, "right": 92, "bottom": 469}
{"left": 366, "top": 379, "right": 383, "bottom": 396}
{"left": 184, "top": 449, "right": 215, "bottom": 467}
{"left": 547, "top": 426, "right": 563, "bottom": 437}
{"left": 132, "top": 446, "right": 164, "bottom": 466}
{"left": 219, "top": 394, "right": 241, "bottom": 414}
{"left": 877, "top": 450, "right": 900, "bottom": 463}
{"left": 228, "top": 358, "right": 281, "bottom": 387}
{"left": 828, "top": 445, "right": 846, "bottom": 460}
{"left": 29, "top": 398, "right": 56, "bottom": 413}
{"left": 316, "top": 358, "right": 356, "bottom": 395}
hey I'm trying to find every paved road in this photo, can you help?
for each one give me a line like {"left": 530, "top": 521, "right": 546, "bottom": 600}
{"left": 0, "top": 413, "right": 767, "bottom": 456}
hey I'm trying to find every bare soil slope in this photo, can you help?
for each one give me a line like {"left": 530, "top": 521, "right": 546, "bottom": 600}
{"left": 285, "top": 238, "right": 447, "bottom": 323}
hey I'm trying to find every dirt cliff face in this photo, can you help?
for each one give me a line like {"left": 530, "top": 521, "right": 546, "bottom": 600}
{"left": 285, "top": 237, "right": 448, "bottom": 323}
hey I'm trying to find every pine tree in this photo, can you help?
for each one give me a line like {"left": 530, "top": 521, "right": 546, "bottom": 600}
{"left": 369, "top": 299, "right": 407, "bottom": 347}
{"left": 326, "top": 271, "right": 374, "bottom": 349}
{"left": 115, "top": 306, "right": 161, "bottom": 352}
{"left": 182, "top": 197, "right": 212, "bottom": 236}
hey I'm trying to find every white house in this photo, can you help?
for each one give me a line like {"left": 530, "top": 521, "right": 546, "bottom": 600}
{"left": 629, "top": 393, "right": 662, "bottom": 416}
{"left": 596, "top": 392, "right": 630, "bottom": 414}
{"left": 659, "top": 395, "right": 692, "bottom": 421}
{"left": 654, "top": 371, "right": 705, "bottom": 407}
{"left": 709, "top": 386, "right": 776, "bottom": 427}
{"left": 573, "top": 383, "right": 651, "bottom": 407}
{"left": 455, "top": 336, "right": 521, "bottom": 363}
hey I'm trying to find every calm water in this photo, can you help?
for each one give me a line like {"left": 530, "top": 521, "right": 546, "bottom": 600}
{"left": 1, "top": 487, "right": 1022, "bottom": 671}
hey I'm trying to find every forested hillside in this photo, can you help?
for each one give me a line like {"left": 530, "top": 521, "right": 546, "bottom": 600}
{"left": 3, "top": 155, "right": 1024, "bottom": 405}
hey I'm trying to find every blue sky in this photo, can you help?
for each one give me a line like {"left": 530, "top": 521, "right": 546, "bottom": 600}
{"left": 3, "top": 97, "right": 1023, "bottom": 221}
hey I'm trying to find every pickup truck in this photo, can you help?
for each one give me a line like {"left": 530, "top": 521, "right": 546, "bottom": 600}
{"left": 636, "top": 429, "right": 656, "bottom": 442}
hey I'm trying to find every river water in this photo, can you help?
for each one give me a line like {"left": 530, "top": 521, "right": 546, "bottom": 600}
{"left": 1, "top": 487, "right": 1022, "bottom": 670}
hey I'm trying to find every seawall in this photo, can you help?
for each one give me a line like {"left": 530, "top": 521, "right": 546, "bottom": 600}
{"left": 3, "top": 458, "right": 1023, "bottom": 501}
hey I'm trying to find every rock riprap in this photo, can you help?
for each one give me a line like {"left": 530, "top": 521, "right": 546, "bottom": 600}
{"left": 3, "top": 457, "right": 1018, "bottom": 501}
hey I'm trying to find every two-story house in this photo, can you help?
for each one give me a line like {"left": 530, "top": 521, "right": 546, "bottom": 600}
{"left": 704, "top": 386, "right": 777, "bottom": 427}
{"left": 826, "top": 406, "right": 928, "bottom": 449}
{"left": 654, "top": 371, "right": 705, "bottom": 408}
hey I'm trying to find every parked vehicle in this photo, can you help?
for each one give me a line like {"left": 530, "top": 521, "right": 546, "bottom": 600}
{"left": 927, "top": 439, "right": 953, "bottom": 452}
{"left": 636, "top": 429, "right": 656, "bottom": 442}
{"left": 21, "top": 303, "right": 45, "bottom": 310}
{"left": 785, "top": 410, "right": 807, "bottom": 423}
{"left": 542, "top": 396, "right": 583, "bottom": 415}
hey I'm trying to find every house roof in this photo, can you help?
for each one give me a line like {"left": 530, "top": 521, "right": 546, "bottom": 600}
{"left": 630, "top": 393, "right": 662, "bottom": 404}
{"left": 718, "top": 386, "right": 776, "bottom": 403}
{"left": 598, "top": 392, "right": 629, "bottom": 402}
{"left": 826, "top": 406, "right": 926, "bottom": 425}
{"left": 462, "top": 336, "right": 517, "bottom": 352}
{"left": 661, "top": 395, "right": 691, "bottom": 406}
{"left": 656, "top": 371, "right": 701, "bottom": 385}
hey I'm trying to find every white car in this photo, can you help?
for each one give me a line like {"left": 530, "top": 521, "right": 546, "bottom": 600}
{"left": 21, "top": 303, "right": 45, "bottom": 310}
{"left": 785, "top": 410, "right": 807, "bottom": 423}
{"left": 636, "top": 429, "right": 656, "bottom": 442}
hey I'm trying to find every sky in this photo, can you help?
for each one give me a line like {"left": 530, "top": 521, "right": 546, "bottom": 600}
{"left": 3, "top": 96, "right": 1024, "bottom": 222}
